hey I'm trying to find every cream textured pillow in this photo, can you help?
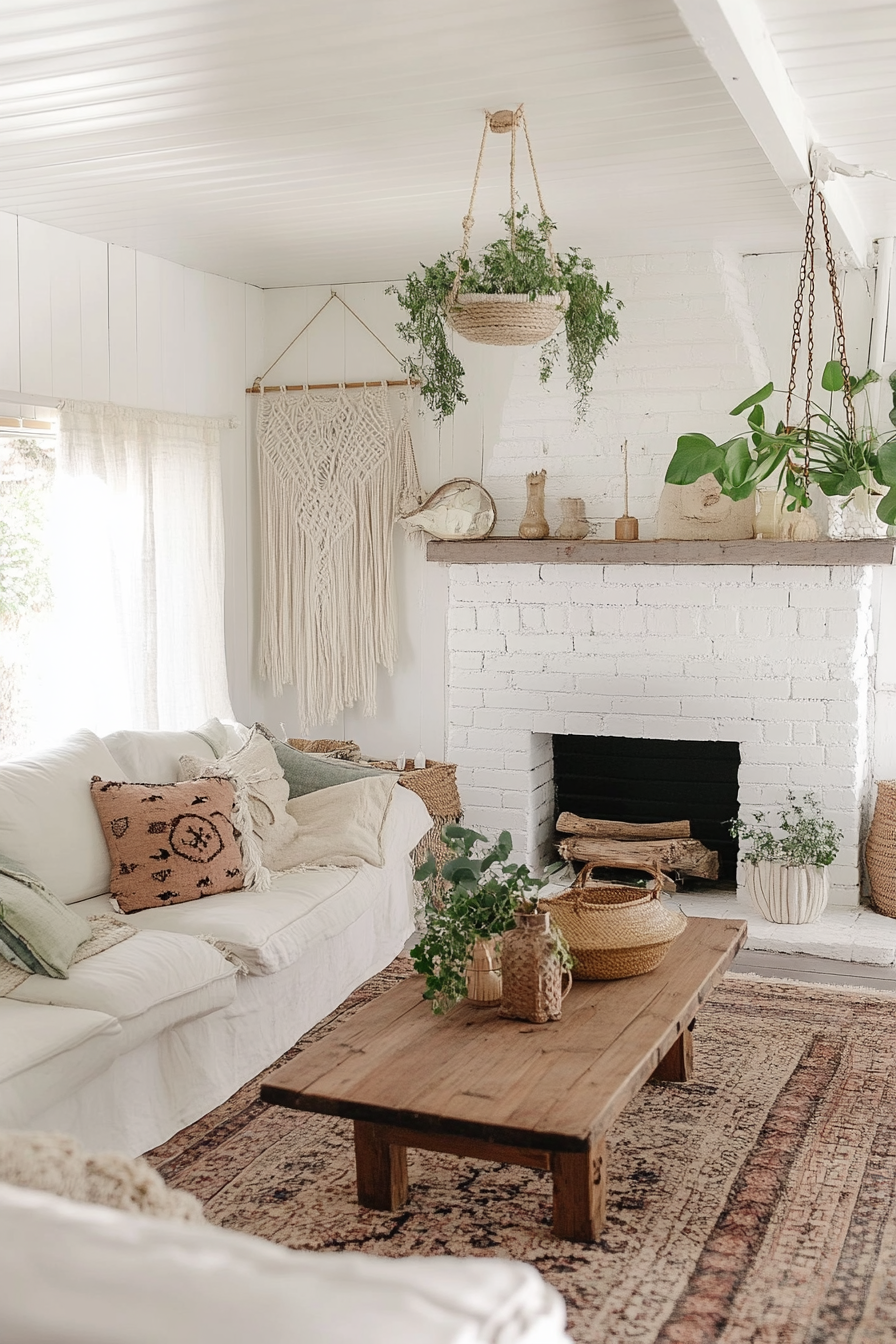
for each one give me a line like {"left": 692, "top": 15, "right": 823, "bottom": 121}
{"left": 180, "top": 729, "right": 301, "bottom": 879}
{"left": 281, "top": 775, "right": 397, "bottom": 869}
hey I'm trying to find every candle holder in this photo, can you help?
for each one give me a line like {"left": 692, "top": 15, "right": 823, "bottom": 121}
{"left": 615, "top": 439, "right": 639, "bottom": 540}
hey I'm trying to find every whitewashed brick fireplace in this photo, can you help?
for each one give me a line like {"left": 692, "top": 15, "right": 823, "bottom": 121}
{"left": 442, "top": 556, "right": 880, "bottom": 908}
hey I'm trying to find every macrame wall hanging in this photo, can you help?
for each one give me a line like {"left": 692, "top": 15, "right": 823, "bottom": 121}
{"left": 249, "top": 293, "right": 422, "bottom": 728}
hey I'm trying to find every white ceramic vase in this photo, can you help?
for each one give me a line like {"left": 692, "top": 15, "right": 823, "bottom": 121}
{"left": 745, "top": 861, "right": 829, "bottom": 924}
{"left": 828, "top": 488, "right": 889, "bottom": 540}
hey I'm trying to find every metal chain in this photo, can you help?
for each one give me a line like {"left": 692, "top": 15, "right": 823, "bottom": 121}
{"left": 818, "top": 190, "right": 857, "bottom": 441}
{"left": 785, "top": 178, "right": 815, "bottom": 430}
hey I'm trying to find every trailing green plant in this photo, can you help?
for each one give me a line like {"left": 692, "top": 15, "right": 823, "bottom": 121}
{"left": 388, "top": 207, "right": 621, "bottom": 424}
{"left": 664, "top": 364, "right": 896, "bottom": 523}
{"left": 729, "top": 791, "right": 842, "bottom": 867}
{"left": 411, "top": 824, "right": 570, "bottom": 1014}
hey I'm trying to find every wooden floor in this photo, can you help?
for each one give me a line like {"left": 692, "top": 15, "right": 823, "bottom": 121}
{"left": 732, "top": 948, "right": 896, "bottom": 990}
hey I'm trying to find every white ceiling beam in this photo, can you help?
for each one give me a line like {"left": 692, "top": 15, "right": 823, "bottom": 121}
{"left": 672, "top": 0, "right": 872, "bottom": 266}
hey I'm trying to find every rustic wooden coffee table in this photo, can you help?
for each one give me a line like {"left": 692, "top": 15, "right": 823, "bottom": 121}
{"left": 261, "top": 915, "right": 746, "bottom": 1242}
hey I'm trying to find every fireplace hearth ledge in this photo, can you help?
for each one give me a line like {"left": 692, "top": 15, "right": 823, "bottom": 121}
{"left": 673, "top": 895, "right": 896, "bottom": 965}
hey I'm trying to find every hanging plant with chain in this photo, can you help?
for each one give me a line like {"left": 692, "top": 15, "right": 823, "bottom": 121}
{"left": 388, "top": 107, "right": 621, "bottom": 424}
{"left": 664, "top": 176, "right": 896, "bottom": 528}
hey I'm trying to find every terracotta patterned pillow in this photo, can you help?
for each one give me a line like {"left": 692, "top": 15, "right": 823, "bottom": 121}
{"left": 90, "top": 776, "right": 245, "bottom": 914}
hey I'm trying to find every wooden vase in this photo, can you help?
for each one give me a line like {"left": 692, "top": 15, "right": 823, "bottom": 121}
{"left": 518, "top": 470, "right": 550, "bottom": 539}
{"left": 465, "top": 936, "right": 502, "bottom": 1007}
{"left": 498, "top": 911, "right": 568, "bottom": 1023}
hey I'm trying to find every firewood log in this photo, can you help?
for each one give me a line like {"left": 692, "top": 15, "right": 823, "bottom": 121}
{"left": 556, "top": 813, "right": 691, "bottom": 840}
{"left": 557, "top": 835, "right": 719, "bottom": 881}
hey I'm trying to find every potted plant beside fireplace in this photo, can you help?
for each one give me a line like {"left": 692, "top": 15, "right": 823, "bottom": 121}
{"left": 729, "top": 792, "right": 842, "bottom": 924}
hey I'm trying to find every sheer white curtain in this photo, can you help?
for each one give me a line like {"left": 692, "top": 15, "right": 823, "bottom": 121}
{"left": 33, "top": 401, "right": 234, "bottom": 740}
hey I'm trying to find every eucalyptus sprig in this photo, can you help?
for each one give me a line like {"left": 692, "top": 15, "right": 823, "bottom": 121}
{"left": 411, "top": 824, "right": 562, "bottom": 1014}
{"left": 389, "top": 207, "right": 621, "bottom": 424}
{"left": 729, "top": 792, "right": 841, "bottom": 868}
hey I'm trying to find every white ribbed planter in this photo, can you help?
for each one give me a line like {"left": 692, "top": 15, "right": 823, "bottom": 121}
{"left": 745, "top": 861, "right": 829, "bottom": 924}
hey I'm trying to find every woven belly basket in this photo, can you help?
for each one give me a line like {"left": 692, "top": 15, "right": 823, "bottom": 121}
{"left": 540, "top": 863, "right": 687, "bottom": 980}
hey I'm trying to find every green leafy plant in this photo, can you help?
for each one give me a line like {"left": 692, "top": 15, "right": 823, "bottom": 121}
{"left": 664, "top": 365, "right": 896, "bottom": 522}
{"left": 411, "top": 824, "right": 570, "bottom": 1014}
{"left": 729, "top": 792, "right": 842, "bottom": 867}
{"left": 388, "top": 207, "right": 621, "bottom": 424}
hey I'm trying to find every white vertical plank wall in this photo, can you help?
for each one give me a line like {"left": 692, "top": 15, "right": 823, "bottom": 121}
{"left": 0, "top": 207, "right": 258, "bottom": 739}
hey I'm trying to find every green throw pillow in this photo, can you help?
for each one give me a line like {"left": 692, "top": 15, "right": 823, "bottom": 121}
{"left": 254, "top": 725, "right": 391, "bottom": 799}
{"left": 0, "top": 853, "right": 92, "bottom": 979}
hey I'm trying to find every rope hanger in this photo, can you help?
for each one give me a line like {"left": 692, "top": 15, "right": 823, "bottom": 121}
{"left": 246, "top": 291, "right": 420, "bottom": 394}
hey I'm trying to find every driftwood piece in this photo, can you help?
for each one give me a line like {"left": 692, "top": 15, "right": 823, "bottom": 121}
{"left": 556, "top": 813, "right": 690, "bottom": 841}
{"left": 558, "top": 836, "right": 719, "bottom": 882}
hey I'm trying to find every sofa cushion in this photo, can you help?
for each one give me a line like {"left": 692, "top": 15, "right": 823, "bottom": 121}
{"left": 8, "top": 930, "right": 237, "bottom": 1053}
{"left": 0, "top": 1182, "right": 569, "bottom": 1344}
{"left": 102, "top": 719, "right": 230, "bottom": 785}
{"left": 78, "top": 868, "right": 367, "bottom": 977}
{"left": 0, "top": 730, "right": 128, "bottom": 905}
{"left": 0, "top": 1001, "right": 122, "bottom": 1128}
{"left": 0, "top": 854, "right": 92, "bottom": 977}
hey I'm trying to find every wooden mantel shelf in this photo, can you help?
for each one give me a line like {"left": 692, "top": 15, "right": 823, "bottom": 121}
{"left": 425, "top": 538, "right": 896, "bottom": 567}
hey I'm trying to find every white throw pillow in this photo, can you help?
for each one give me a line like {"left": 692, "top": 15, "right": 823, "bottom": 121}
{"left": 180, "top": 729, "right": 301, "bottom": 878}
{"left": 0, "top": 731, "right": 127, "bottom": 905}
{"left": 282, "top": 776, "right": 397, "bottom": 868}
{"left": 102, "top": 719, "right": 229, "bottom": 785}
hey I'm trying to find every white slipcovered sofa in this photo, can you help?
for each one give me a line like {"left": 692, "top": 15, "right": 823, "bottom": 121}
{"left": 0, "top": 723, "right": 432, "bottom": 1155}
{"left": 0, "top": 1181, "right": 570, "bottom": 1344}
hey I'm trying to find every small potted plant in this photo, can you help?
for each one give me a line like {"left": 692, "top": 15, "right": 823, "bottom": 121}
{"left": 729, "top": 792, "right": 842, "bottom": 924}
{"left": 412, "top": 825, "right": 570, "bottom": 1015}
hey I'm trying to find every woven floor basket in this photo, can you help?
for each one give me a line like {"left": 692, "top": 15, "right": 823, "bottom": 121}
{"left": 287, "top": 738, "right": 360, "bottom": 760}
{"left": 866, "top": 780, "right": 896, "bottom": 917}
{"left": 445, "top": 292, "right": 569, "bottom": 347}
{"left": 366, "top": 759, "right": 463, "bottom": 899}
{"left": 540, "top": 864, "right": 687, "bottom": 980}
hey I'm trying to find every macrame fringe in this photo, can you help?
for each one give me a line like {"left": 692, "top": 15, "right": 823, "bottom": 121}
{"left": 257, "top": 385, "right": 421, "bottom": 730}
{"left": 197, "top": 934, "right": 249, "bottom": 975}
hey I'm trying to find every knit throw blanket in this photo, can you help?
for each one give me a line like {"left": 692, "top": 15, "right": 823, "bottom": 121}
{"left": 256, "top": 385, "right": 420, "bottom": 729}
{"left": 0, "top": 915, "right": 136, "bottom": 997}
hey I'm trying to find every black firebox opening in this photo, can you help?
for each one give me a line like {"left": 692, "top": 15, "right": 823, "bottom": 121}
{"left": 552, "top": 735, "right": 741, "bottom": 883}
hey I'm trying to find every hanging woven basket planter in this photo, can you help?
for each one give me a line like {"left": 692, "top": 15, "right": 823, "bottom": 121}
{"left": 445, "top": 291, "right": 570, "bottom": 347}
{"left": 388, "top": 105, "right": 621, "bottom": 423}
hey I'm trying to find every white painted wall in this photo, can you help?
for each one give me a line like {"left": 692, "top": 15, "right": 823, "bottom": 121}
{"left": 0, "top": 208, "right": 263, "bottom": 738}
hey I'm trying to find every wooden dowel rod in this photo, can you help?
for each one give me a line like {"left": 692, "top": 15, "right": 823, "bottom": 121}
{"left": 246, "top": 379, "right": 420, "bottom": 394}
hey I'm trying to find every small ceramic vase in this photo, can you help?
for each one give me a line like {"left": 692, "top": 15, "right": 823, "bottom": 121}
{"left": 498, "top": 911, "right": 570, "bottom": 1024}
{"left": 557, "top": 497, "right": 589, "bottom": 540}
{"left": 519, "top": 470, "right": 550, "bottom": 539}
{"left": 465, "top": 937, "right": 502, "bottom": 1007}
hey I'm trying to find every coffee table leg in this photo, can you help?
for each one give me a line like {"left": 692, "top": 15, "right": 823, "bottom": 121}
{"left": 353, "top": 1120, "right": 408, "bottom": 1210}
{"left": 651, "top": 1021, "right": 695, "bottom": 1082}
{"left": 550, "top": 1138, "right": 607, "bottom": 1242}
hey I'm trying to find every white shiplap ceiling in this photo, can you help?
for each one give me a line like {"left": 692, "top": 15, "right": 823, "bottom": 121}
{"left": 0, "top": 0, "right": 889, "bottom": 287}
{"left": 759, "top": 0, "right": 896, "bottom": 242}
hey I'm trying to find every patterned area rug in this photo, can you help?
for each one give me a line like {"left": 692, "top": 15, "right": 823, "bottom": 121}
{"left": 146, "top": 960, "right": 896, "bottom": 1343}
